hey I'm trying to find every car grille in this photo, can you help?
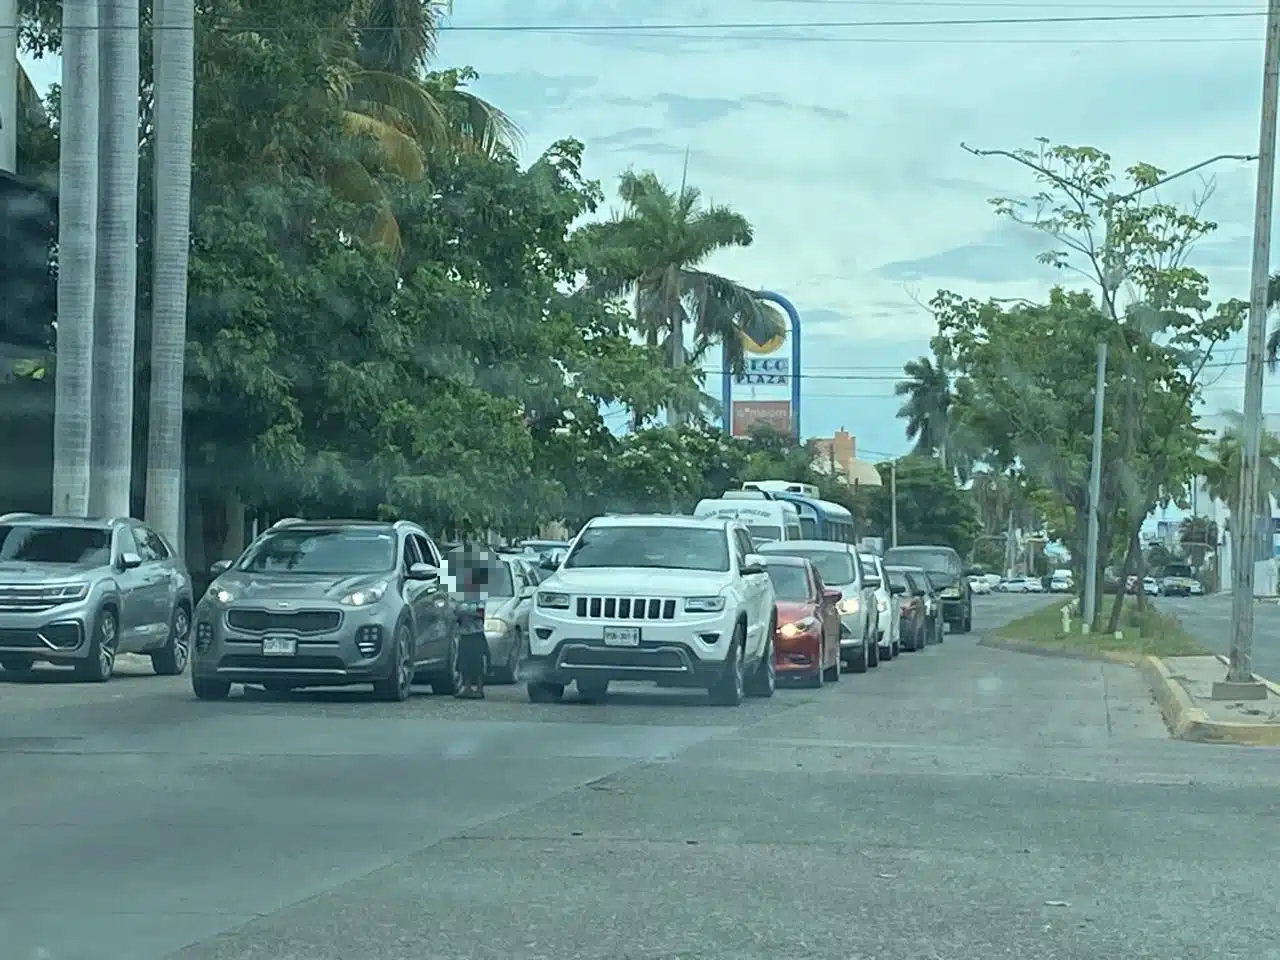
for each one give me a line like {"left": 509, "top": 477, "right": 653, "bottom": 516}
{"left": 0, "top": 585, "right": 83, "bottom": 613}
{"left": 218, "top": 654, "right": 347, "bottom": 671}
{"left": 574, "top": 596, "right": 677, "bottom": 620}
{"left": 225, "top": 609, "right": 341, "bottom": 635}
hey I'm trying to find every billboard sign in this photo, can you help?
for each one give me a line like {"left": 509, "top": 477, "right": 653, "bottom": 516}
{"left": 735, "top": 356, "right": 789, "bottom": 386}
{"left": 731, "top": 400, "right": 792, "bottom": 438}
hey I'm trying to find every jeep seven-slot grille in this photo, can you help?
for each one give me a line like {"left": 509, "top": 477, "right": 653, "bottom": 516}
{"left": 575, "top": 596, "right": 676, "bottom": 620}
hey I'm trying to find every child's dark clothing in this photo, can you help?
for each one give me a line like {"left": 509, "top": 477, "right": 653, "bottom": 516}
{"left": 456, "top": 598, "right": 487, "bottom": 690}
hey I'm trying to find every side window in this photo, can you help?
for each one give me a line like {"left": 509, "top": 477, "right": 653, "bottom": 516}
{"left": 412, "top": 534, "right": 441, "bottom": 567}
{"left": 402, "top": 536, "right": 423, "bottom": 569}
{"left": 811, "top": 566, "right": 825, "bottom": 601}
{"left": 731, "top": 529, "right": 751, "bottom": 569}
{"left": 140, "top": 527, "right": 170, "bottom": 561}
{"left": 115, "top": 525, "right": 139, "bottom": 559}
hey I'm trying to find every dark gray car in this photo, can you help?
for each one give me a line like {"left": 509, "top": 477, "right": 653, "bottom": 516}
{"left": 0, "top": 513, "right": 194, "bottom": 681}
{"left": 190, "top": 518, "right": 460, "bottom": 702}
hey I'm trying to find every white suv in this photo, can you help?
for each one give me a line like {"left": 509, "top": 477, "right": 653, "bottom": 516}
{"left": 522, "top": 515, "right": 777, "bottom": 706}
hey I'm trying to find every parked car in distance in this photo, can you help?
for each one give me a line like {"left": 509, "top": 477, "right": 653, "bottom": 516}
{"left": 907, "top": 569, "right": 945, "bottom": 646}
{"left": 191, "top": 518, "right": 460, "bottom": 702}
{"left": 968, "top": 576, "right": 991, "bottom": 595}
{"left": 1049, "top": 569, "right": 1074, "bottom": 593}
{"left": 859, "top": 551, "right": 899, "bottom": 660}
{"left": 881, "top": 545, "right": 972, "bottom": 633}
{"left": 997, "top": 576, "right": 1043, "bottom": 593}
{"left": 0, "top": 513, "right": 194, "bottom": 681}
{"left": 1157, "top": 563, "right": 1198, "bottom": 597}
{"left": 885, "top": 565, "right": 926, "bottom": 651}
{"left": 762, "top": 555, "right": 841, "bottom": 687}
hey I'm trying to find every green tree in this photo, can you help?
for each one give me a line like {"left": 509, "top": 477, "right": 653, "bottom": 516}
{"left": 575, "top": 168, "right": 784, "bottom": 420}
{"left": 893, "top": 353, "right": 975, "bottom": 478}
{"left": 1199, "top": 412, "right": 1280, "bottom": 537}
{"left": 853, "top": 455, "right": 979, "bottom": 557}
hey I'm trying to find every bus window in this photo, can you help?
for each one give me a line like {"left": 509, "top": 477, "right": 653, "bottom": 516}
{"left": 799, "top": 517, "right": 817, "bottom": 539}
{"left": 786, "top": 521, "right": 802, "bottom": 540}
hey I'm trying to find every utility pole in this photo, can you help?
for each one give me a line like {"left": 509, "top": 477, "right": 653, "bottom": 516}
{"left": 1082, "top": 341, "right": 1107, "bottom": 631}
{"left": 0, "top": 0, "right": 15, "bottom": 172}
{"left": 889, "top": 459, "right": 898, "bottom": 548}
{"left": 1219, "top": 0, "right": 1280, "bottom": 700}
{"left": 961, "top": 143, "right": 1256, "bottom": 633}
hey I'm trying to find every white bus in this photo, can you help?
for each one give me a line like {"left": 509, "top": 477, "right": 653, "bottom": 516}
{"left": 742, "top": 480, "right": 821, "bottom": 498}
{"left": 693, "top": 491, "right": 803, "bottom": 546}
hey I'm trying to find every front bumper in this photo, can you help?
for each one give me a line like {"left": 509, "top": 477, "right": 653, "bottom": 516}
{"left": 520, "top": 637, "right": 727, "bottom": 687}
{"left": 191, "top": 602, "right": 400, "bottom": 687}
{"left": 940, "top": 595, "right": 966, "bottom": 621}
{"left": 0, "top": 596, "right": 99, "bottom": 663}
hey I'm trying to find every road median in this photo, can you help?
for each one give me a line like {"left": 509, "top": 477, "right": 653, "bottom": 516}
{"left": 983, "top": 599, "right": 1280, "bottom": 746}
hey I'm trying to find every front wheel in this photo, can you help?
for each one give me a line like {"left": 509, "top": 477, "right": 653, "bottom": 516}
{"left": 745, "top": 634, "right": 776, "bottom": 698}
{"left": 708, "top": 627, "right": 745, "bottom": 706}
{"left": 192, "top": 676, "right": 231, "bottom": 700}
{"left": 75, "top": 608, "right": 117, "bottom": 682}
{"left": 373, "top": 627, "right": 414, "bottom": 702}
{"left": 429, "top": 635, "right": 462, "bottom": 696}
{"left": 867, "top": 636, "right": 880, "bottom": 668}
{"left": 844, "top": 642, "right": 868, "bottom": 674}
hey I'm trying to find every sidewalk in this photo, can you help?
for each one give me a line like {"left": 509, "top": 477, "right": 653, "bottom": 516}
{"left": 1141, "top": 654, "right": 1280, "bottom": 746}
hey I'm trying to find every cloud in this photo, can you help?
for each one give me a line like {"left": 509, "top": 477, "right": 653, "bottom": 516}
{"left": 876, "top": 223, "right": 1060, "bottom": 285}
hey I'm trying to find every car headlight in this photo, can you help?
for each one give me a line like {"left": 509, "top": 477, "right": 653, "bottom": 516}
{"left": 779, "top": 616, "right": 818, "bottom": 638}
{"left": 838, "top": 597, "right": 859, "bottom": 615}
{"left": 685, "top": 596, "right": 725, "bottom": 613}
{"left": 211, "top": 587, "right": 236, "bottom": 604}
{"left": 340, "top": 582, "right": 388, "bottom": 606}
{"left": 537, "top": 592, "right": 570, "bottom": 609}
{"left": 51, "top": 582, "right": 90, "bottom": 603}
{"left": 484, "top": 617, "right": 510, "bottom": 634}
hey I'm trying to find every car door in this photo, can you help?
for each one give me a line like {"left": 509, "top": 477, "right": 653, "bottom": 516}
{"left": 732, "top": 527, "right": 767, "bottom": 655}
{"left": 411, "top": 533, "right": 452, "bottom": 664}
{"left": 812, "top": 567, "right": 839, "bottom": 669}
{"left": 399, "top": 536, "right": 434, "bottom": 664}
{"left": 111, "top": 525, "right": 154, "bottom": 651}
{"left": 134, "top": 525, "right": 183, "bottom": 648}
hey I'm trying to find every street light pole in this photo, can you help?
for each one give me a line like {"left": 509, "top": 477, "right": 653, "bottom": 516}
{"left": 1082, "top": 341, "right": 1108, "bottom": 631}
{"left": 1219, "top": 0, "right": 1280, "bottom": 699}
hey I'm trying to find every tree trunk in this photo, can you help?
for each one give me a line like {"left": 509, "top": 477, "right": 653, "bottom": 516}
{"left": 89, "top": 0, "right": 141, "bottom": 519}
{"left": 0, "top": 0, "right": 17, "bottom": 172}
{"left": 51, "top": 0, "right": 99, "bottom": 517}
{"left": 144, "top": 0, "right": 195, "bottom": 546}
{"left": 1105, "top": 526, "right": 1139, "bottom": 635}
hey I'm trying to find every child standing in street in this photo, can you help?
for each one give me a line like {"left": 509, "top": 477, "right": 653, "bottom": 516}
{"left": 451, "top": 549, "right": 490, "bottom": 699}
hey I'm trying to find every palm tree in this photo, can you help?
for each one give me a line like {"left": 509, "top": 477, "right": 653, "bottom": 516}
{"left": 1200, "top": 412, "right": 1280, "bottom": 546}
{"left": 329, "top": 0, "right": 521, "bottom": 252}
{"left": 576, "top": 168, "right": 784, "bottom": 420}
{"left": 89, "top": 0, "right": 142, "bottom": 519}
{"left": 145, "top": 0, "right": 195, "bottom": 546}
{"left": 51, "top": 0, "right": 99, "bottom": 517}
{"left": 894, "top": 354, "right": 975, "bottom": 477}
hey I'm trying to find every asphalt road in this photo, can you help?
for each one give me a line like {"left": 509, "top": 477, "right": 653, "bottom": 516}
{"left": 1159, "top": 593, "right": 1280, "bottom": 679}
{"left": 3, "top": 593, "right": 1278, "bottom": 960}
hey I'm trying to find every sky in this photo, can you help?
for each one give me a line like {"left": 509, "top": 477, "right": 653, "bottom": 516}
{"left": 18, "top": 0, "right": 1280, "bottom": 464}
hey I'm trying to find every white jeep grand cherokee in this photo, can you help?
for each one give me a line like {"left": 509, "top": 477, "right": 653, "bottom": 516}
{"left": 522, "top": 514, "right": 777, "bottom": 706}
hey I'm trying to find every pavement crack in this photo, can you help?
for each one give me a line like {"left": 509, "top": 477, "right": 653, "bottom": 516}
{"left": 1101, "top": 665, "right": 1115, "bottom": 737}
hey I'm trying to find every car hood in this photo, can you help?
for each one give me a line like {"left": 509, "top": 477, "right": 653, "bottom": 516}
{"left": 775, "top": 600, "right": 817, "bottom": 622}
{"left": 0, "top": 561, "right": 103, "bottom": 584}
{"left": 211, "top": 572, "right": 390, "bottom": 601}
{"left": 546, "top": 568, "right": 732, "bottom": 596}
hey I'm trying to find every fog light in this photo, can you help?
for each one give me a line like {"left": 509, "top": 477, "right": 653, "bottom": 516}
{"left": 356, "top": 625, "right": 382, "bottom": 658}
{"left": 195, "top": 621, "right": 213, "bottom": 652}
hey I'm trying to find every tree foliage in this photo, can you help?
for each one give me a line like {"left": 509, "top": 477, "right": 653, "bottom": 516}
{"left": 853, "top": 456, "right": 979, "bottom": 557}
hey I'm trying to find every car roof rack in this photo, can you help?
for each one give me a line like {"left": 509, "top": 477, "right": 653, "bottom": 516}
{"left": 269, "top": 517, "right": 306, "bottom": 529}
{"left": 0, "top": 512, "right": 38, "bottom": 522}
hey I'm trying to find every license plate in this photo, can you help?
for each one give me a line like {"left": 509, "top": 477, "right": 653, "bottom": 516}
{"left": 603, "top": 626, "right": 640, "bottom": 647}
{"left": 262, "top": 636, "right": 297, "bottom": 656}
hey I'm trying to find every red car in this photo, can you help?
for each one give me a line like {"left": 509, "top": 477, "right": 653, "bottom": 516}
{"left": 763, "top": 555, "right": 842, "bottom": 688}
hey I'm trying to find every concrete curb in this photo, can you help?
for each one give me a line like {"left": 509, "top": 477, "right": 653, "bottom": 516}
{"left": 1139, "top": 656, "right": 1280, "bottom": 747}
{"left": 977, "top": 636, "right": 1139, "bottom": 665}
{"left": 1211, "top": 653, "right": 1280, "bottom": 698}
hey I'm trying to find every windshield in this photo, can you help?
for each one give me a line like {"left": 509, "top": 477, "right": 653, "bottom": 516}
{"left": 237, "top": 528, "right": 397, "bottom": 575}
{"left": 764, "top": 562, "right": 810, "bottom": 601}
{"left": 564, "top": 526, "right": 730, "bottom": 572}
{"left": 747, "top": 524, "right": 782, "bottom": 543}
{"left": 1162, "top": 564, "right": 1193, "bottom": 578}
{"left": 0, "top": 524, "right": 111, "bottom": 565}
{"left": 782, "top": 550, "right": 856, "bottom": 584}
{"left": 907, "top": 572, "right": 932, "bottom": 593}
{"left": 883, "top": 547, "right": 960, "bottom": 577}
{"left": 886, "top": 569, "right": 911, "bottom": 591}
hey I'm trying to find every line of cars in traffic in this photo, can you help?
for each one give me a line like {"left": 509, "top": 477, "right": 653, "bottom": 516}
{"left": 0, "top": 508, "right": 975, "bottom": 707}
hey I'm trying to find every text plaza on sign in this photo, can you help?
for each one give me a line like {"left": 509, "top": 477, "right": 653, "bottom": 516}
{"left": 735, "top": 356, "right": 790, "bottom": 386}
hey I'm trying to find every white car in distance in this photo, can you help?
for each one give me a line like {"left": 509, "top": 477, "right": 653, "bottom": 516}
{"left": 523, "top": 515, "right": 778, "bottom": 706}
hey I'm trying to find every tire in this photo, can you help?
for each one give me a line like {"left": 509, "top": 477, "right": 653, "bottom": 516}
{"left": 891, "top": 638, "right": 901, "bottom": 657}
{"left": 745, "top": 634, "right": 776, "bottom": 698}
{"left": 577, "top": 679, "right": 609, "bottom": 703}
{"left": 527, "top": 681, "right": 565, "bottom": 703}
{"left": 493, "top": 630, "right": 521, "bottom": 684}
{"left": 954, "top": 607, "right": 971, "bottom": 634}
{"left": 708, "top": 624, "right": 746, "bottom": 706}
{"left": 844, "top": 641, "right": 868, "bottom": 674}
{"left": 823, "top": 641, "right": 841, "bottom": 683}
{"left": 150, "top": 604, "right": 191, "bottom": 676}
{"left": 373, "top": 626, "right": 414, "bottom": 702}
{"left": 75, "top": 607, "right": 117, "bottom": 682}
{"left": 879, "top": 631, "right": 895, "bottom": 661}
{"left": 429, "top": 634, "right": 462, "bottom": 696}
{"left": 1, "top": 655, "right": 34, "bottom": 674}
{"left": 192, "top": 676, "right": 231, "bottom": 700}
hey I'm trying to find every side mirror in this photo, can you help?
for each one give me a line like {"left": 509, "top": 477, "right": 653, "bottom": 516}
{"left": 741, "top": 554, "right": 765, "bottom": 576}
{"left": 209, "top": 559, "right": 233, "bottom": 576}
{"left": 119, "top": 552, "right": 143, "bottom": 571}
{"left": 863, "top": 576, "right": 881, "bottom": 591}
{"left": 889, "top": 583, "right": 906, "bottom": 596}
{"left": 823, "top": 588, "right": 842, "bottom": 603}
{"left": 407, "top": 562, "right": 440, "bottom": 582}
